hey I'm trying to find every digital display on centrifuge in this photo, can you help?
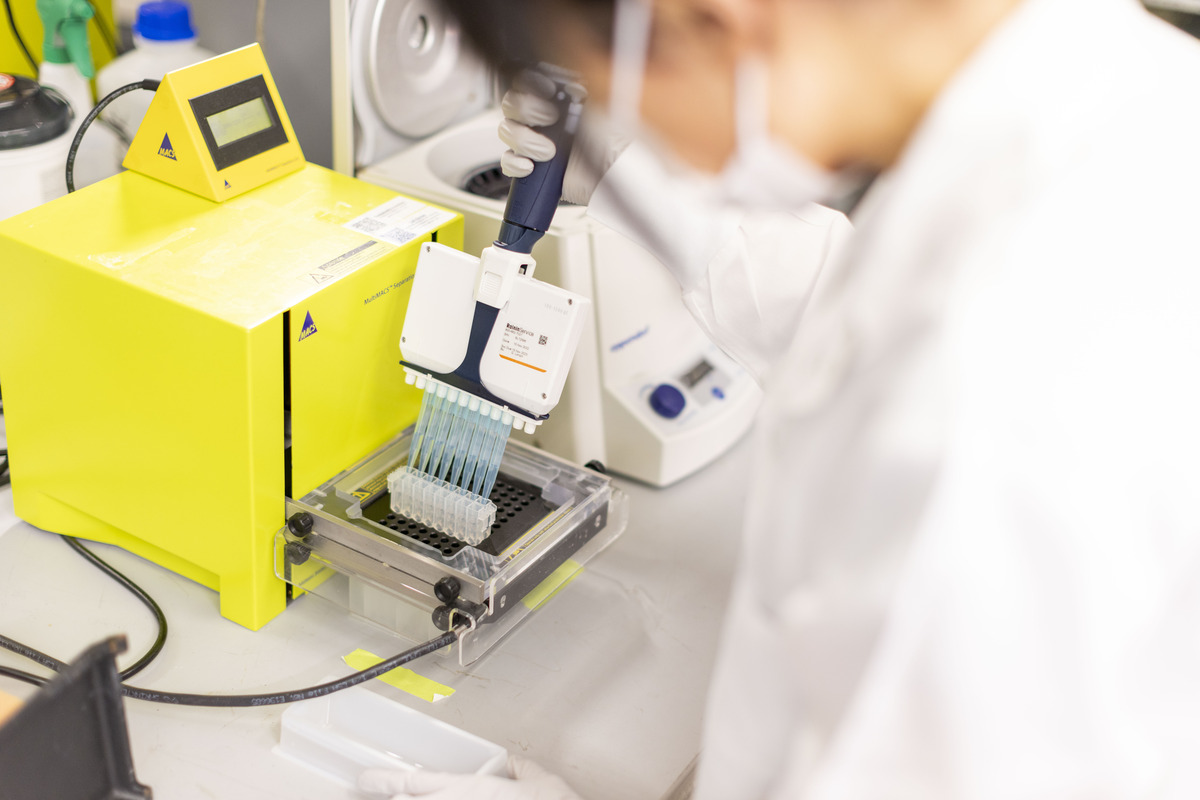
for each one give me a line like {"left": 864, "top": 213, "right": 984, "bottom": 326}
{"left": 680, "top": 360, "right": 714, "bottom": 388}
{"left": 206, "top": 97, "right": 273, "bottom": 147}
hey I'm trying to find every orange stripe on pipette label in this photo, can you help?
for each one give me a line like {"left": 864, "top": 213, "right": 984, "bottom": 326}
{"left": 499, "top": 354, "right": 548, "bottom": 373}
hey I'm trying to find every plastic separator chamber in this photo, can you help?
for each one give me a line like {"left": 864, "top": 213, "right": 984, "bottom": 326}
{"left": 275, "top": 427, "right": 628, "bottom": 665}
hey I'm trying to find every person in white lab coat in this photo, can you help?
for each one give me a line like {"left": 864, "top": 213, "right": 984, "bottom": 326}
{"left": 362, "top": 0, "right": 1200, "bottom": 797}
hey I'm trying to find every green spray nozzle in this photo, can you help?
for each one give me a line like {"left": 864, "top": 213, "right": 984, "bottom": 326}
{"left": 37, "top": 0, "right": 96, "bottom": 78}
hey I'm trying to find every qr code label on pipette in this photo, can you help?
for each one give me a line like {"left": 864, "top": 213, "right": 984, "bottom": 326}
{"left": 345, "top": 197, "right": 457, "bottom": 248}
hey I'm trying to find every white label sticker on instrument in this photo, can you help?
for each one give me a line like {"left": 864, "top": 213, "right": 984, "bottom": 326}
{"left": 303, "top": 240, "right": 395, "bottom": 285}
{"left": 344, "top": 197, "right": 456, "bottom": 247}
{"left": 499, "top": 323, "right": 548, "bottom": 372}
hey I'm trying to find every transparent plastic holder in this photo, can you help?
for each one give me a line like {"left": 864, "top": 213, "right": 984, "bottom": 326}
{"left": 274, "top": 428, "right": 629, "bottom": 665}
{"left": 388, "top": 466, "right": 496, "bottom": 545}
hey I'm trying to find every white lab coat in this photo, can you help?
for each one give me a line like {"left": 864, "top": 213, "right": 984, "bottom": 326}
{"left": 589, "top": 0, "right": 1200, "bottom": 796}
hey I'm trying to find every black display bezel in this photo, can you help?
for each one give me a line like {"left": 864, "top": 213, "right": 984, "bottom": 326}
{"left": 189, "top": 74, "right": 289, "bottom": 171}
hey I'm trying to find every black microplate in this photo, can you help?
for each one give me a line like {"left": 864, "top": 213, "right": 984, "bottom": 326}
{"left": 360, "top": 474, "right": 557, "bottom": 558}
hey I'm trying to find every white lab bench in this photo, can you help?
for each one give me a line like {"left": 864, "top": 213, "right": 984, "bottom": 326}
{"left": 0, "top": 411, "right": 748, "bottom": 800}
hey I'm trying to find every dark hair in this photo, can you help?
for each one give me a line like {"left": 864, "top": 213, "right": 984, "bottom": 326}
{"left": 443, "top": 0, "right": 616, "bottom": 78}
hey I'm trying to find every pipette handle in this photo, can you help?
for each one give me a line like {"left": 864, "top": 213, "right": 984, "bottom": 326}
{"left": 495, "top": 66, "right": 587, "bottom": 255}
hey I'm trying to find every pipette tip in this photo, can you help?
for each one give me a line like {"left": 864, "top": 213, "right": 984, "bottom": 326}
{"left": 403, "top": 368, "right": 542, "bottom": 435}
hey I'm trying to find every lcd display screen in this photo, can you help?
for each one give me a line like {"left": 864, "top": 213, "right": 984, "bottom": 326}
{"left": 680, "top": 360, "right": 714, "bottom": 388}
{"left": 206, "top": 97, "right": 274, "bottom": 148}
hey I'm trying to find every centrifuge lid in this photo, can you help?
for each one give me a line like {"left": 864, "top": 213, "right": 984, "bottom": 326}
{"left": 362, "top": 0, "right": 487, "bottom": 139}
{"left": 0, "top": 74, "right": 72, "bottom": 150}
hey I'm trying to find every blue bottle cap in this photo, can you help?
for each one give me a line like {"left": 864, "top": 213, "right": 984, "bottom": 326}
{"left": 134, "top": 1, "right": 196, "bottom": 41}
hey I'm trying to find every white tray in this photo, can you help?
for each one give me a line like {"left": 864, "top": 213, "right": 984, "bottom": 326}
{"left": 277, "top": 686, "right": 507, "bottom": 789}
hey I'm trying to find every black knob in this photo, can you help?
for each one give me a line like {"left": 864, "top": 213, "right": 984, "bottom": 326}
{"left": 434, "top": 577, "right": 461, "bottom": 604}
{"left": 286, "top": 512, "right": 314, "bottom": 538}
{"left": 584, "top": 460, "right": 607, "bottom": 475}
{"left": 432, "top": 606, "right": 454, "bottom": 631}
{"left": 284, "top": 541, "right": 311, "bottom": 565}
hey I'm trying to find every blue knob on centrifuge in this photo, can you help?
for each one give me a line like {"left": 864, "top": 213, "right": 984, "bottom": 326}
{"left": 649, "top": 384, "right": 686, "bottom": 419}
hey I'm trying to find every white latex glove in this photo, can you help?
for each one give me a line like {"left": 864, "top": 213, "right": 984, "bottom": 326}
{"left": 359, "top": 755, "right": 583, "bottom": 800}
{"left": 498, "top": 84, "right": 629, "bottom": 206}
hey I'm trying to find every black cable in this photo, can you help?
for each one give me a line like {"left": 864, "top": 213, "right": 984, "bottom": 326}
{"left": 120, "top": 630, "right": 459, "bottom": 707}
{"left": 60, "top": 536, "right": 167, "bottom": 680}
{"left": 0, "top": 628, "right": 460, "bottom": 704}
{"left": 0, "top": 536, "right": 163, "bottom": 687}
{"left": 66, "top": 79, "right": 159, "bottom": 193}
{"left": 0, "top": 632, "right": 62, "bottom": 688}
{"left": 1, "top": 0, "right": 37, "bottom": 77}
{"left": 0, "top": 494, "right": 460, "bottom": 702}
{"left": 0, "top": 664, "right": 48, "bottom": 688}
{"left": 84, "top": 0, "right": 119, "bottom": 57}
{"left": 0, "top": 633, "right": 67, "bottom": 673}
{"left": 0, "top": 534, "right": 462, "bottom": 705}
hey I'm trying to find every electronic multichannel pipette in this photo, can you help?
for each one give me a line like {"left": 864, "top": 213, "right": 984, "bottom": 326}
{"left": 391, "top": 68, "right": 590, "bottom": 544}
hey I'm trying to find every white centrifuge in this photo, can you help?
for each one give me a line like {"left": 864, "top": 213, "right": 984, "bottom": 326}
{"left": 330, "top": 0, "right": 761, "bottom": 486}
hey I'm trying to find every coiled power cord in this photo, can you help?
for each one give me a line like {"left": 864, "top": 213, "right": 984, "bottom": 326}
{"left": 0, "top": 534, "right": 461, "bottom": 706}
{"left": 66, "top": 79, "right": 160, "bottom": 193}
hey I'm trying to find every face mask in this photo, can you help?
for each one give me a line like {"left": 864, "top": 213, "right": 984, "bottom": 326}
{"left": 609, "top": 0, "right": 652, "bottom": 138}
{"left": 717, "top": 58, "right": 870, "bottom": 212}
{"left": 608, "top": 2, "right": 865, "bottom": 213}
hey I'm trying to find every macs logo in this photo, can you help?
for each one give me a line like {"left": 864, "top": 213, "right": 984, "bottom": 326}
{"left": 158, "top": 133, "right": 177, "bottom": 161}
{"left": 298, "top": 311, "right": 318, "bottom": 341}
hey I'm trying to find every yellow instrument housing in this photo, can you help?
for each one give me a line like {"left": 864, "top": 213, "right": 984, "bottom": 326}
{"left": 123, "top": 44, "right": 304, "bottom": 202}
{"left": 0, "top": 165, "right": 463, "bottom": 630}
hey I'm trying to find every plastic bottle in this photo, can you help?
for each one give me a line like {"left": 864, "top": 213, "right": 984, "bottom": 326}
{"left": 0, "top": 73, "right": 74, "bottom": 218}
{"left": 96, "top": 1, "right": 215, "bottom": 143}
{"left": 36, "top": 0, "right": 120, "bottom": 188}
{"left": 36, "top": 0, "right": 95, "bottom": 117}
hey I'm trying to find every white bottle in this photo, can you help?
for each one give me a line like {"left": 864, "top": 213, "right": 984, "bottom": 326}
{"left": 39, "top": 58, "right": 123, "bottom": 190}
{"left": 0, "top": 74, "right": 74, "bottom": 218}
{"left": 37, "top": 61, "right": 93, "bottom": 130}
{"left": 96, "top": 1, "right": 215, "bottom": 144}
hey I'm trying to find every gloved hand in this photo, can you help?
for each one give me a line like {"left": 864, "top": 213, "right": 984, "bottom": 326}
{"left": 359, "top": 754, "right": 584, "bottom": 800}
{"left": 499, "top": 78, "right": 629, "bottom": 206}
